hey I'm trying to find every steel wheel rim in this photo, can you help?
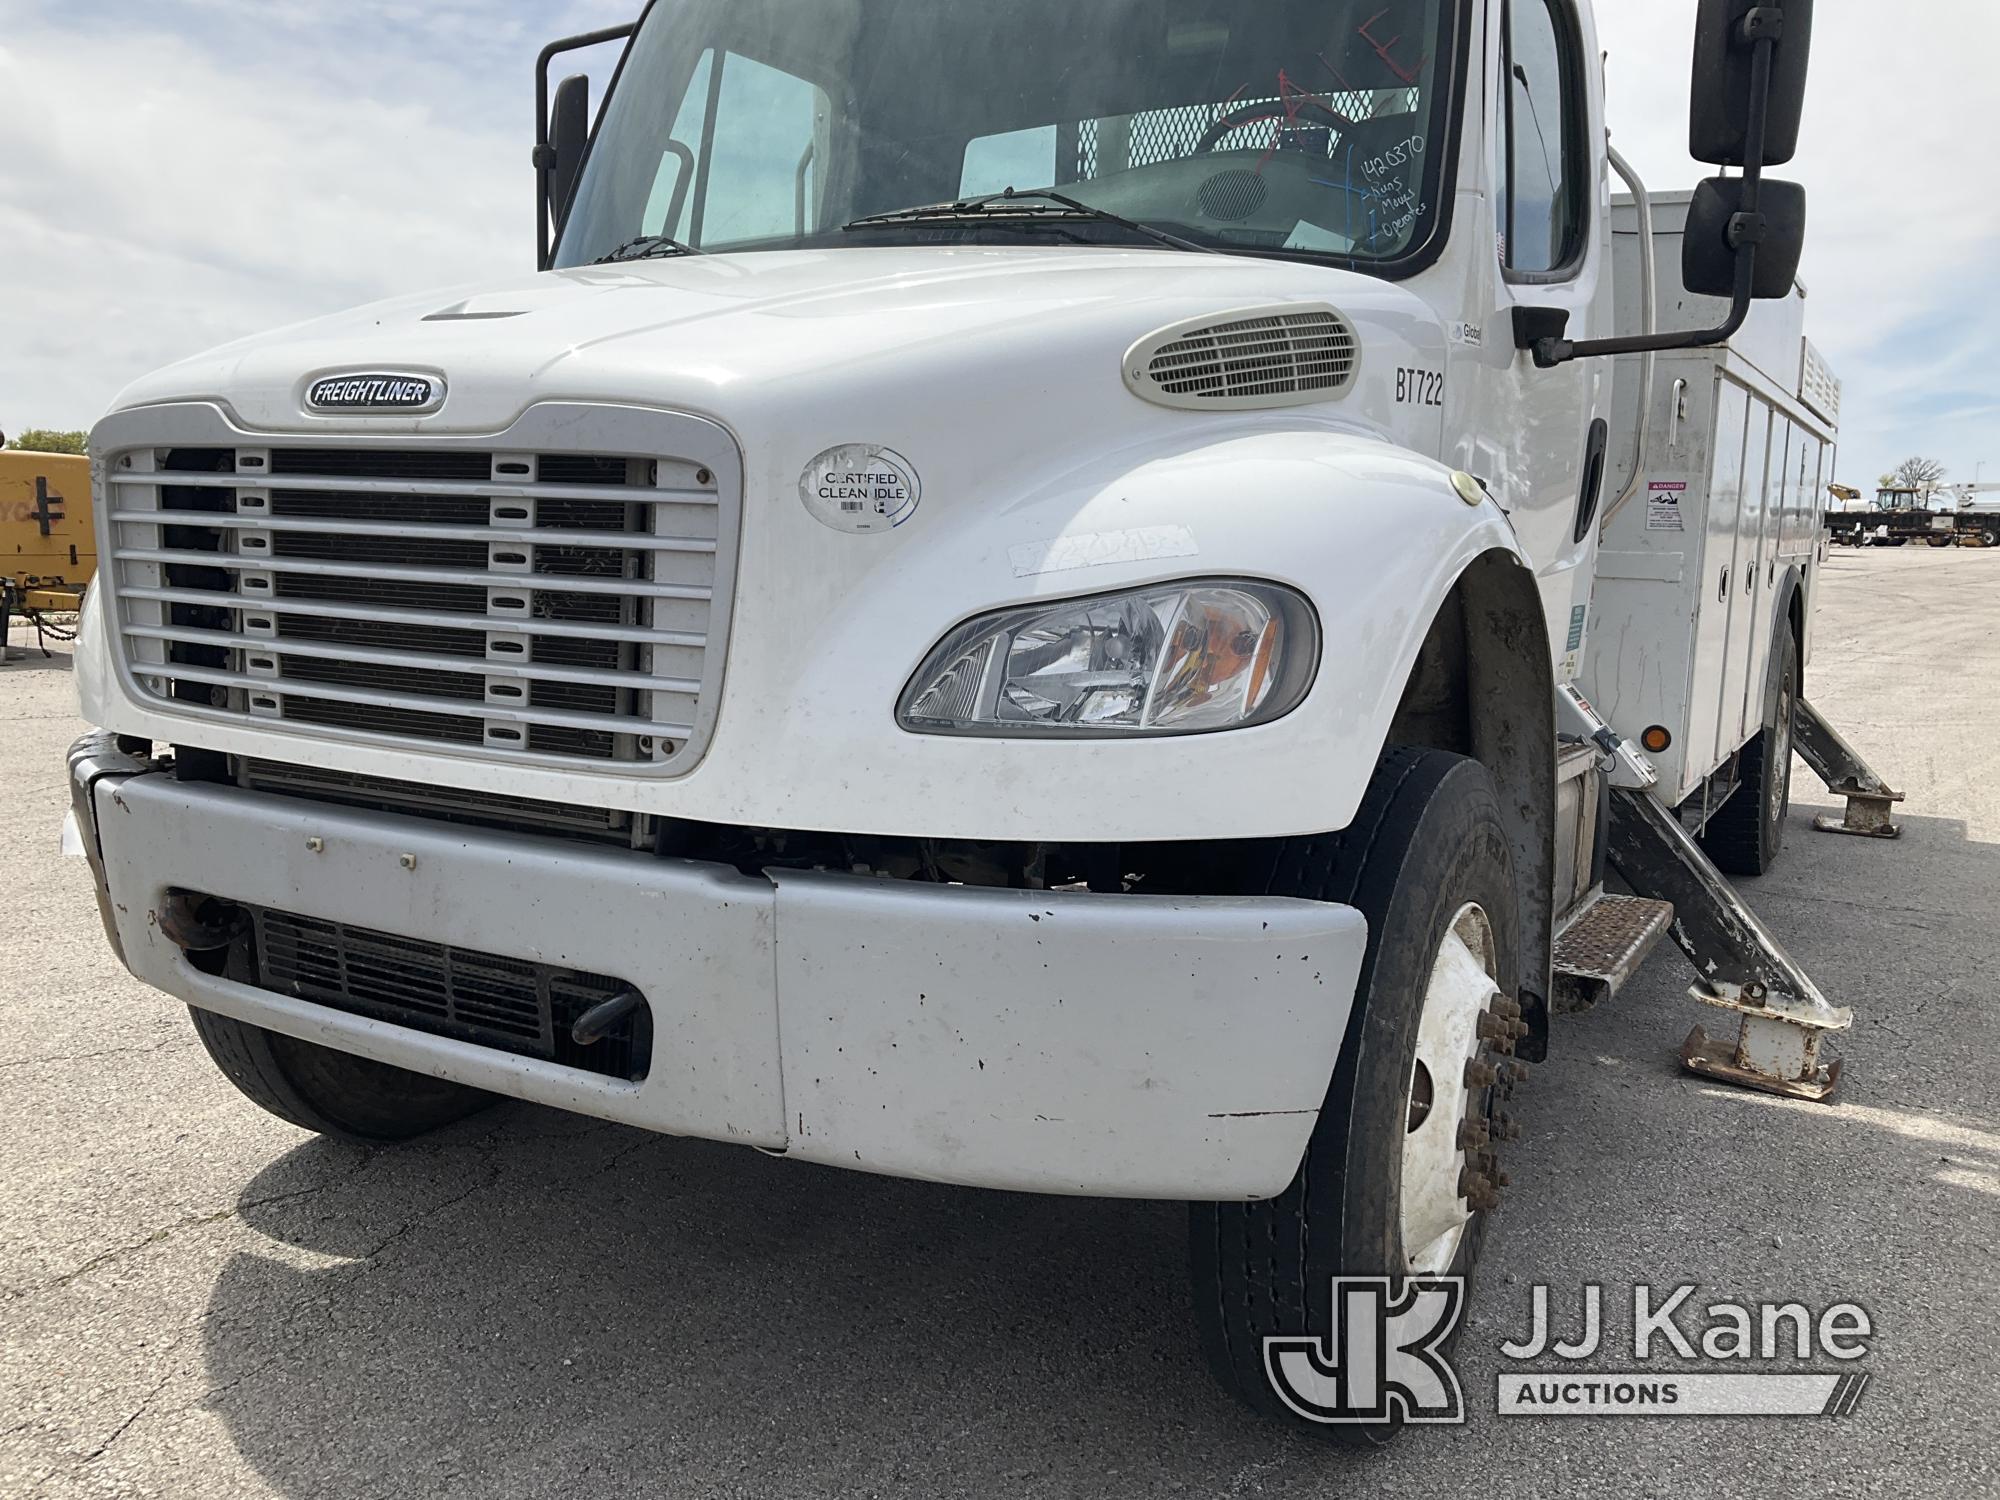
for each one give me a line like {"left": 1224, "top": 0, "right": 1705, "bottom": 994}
{"left": 1400, "top": 902, "right": 1503, "bottom": 1277}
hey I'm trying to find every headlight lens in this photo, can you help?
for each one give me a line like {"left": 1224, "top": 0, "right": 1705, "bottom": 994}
{"left": 899, "top": 581, "right": 1318, "bottom": 736}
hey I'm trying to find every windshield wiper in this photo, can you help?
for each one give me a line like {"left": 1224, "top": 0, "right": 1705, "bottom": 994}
{"left": 843, "top": 187, "right": 1216, "bottom": 255}
{"left": 593, "top": 234, "right": 703, "bottom": 264}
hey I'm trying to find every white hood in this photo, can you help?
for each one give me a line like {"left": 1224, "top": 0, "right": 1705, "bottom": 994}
{"left": 112, "top": 246, "right": 1445, "bottom": 457}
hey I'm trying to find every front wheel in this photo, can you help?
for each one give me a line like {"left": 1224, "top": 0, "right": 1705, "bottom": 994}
{"left": 1189, "top": 749, "right": 1525, "bottom": 1445}
{"left": 189, "top": 1008, "right": 494, "bottom": 1143}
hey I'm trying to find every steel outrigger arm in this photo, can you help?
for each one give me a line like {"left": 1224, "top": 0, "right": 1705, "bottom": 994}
{"left": 1607, "top": 789, "right": 1850, "bottom": 1102}
{"left": 1792, "top": 698, "right": 1905, "bottom": 839}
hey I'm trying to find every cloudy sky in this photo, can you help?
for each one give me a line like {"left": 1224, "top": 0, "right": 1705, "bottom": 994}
{"left": 2, "top": 1, "right": 1994, "bottom": 490}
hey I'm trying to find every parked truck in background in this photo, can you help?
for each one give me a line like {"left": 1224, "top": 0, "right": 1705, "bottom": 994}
{"left": 69, "top": 0, "right": 1871, "bottom": 1439}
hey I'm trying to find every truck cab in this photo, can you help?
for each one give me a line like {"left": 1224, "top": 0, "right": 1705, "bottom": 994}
{"left": 68, "top": 0, "right": 1823, "bottom": 1438}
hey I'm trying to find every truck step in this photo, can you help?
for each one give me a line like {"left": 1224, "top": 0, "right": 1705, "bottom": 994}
{"left": 1552, "top": 892, "right": 1675, "bottom": 1014}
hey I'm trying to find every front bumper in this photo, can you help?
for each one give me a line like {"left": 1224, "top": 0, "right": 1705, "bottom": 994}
{"left": 71, "top": 736, "right": 1366, "bottom": 1199}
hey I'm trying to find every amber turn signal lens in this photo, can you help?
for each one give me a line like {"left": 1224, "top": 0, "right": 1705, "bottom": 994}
{"left": 1641, "top": 726, "right": 1673, "bottom": 753}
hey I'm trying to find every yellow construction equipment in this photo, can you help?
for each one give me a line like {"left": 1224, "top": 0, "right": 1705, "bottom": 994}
{"left": 2, "top": 448, "right": 94, "bottom": 655}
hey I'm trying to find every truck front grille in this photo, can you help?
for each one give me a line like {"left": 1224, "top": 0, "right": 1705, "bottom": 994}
{"left": 244, "top": 904, "right": 651, "bottom": 1083}
{"left": 99, "top": 409, "right": 738, "bottom": 772}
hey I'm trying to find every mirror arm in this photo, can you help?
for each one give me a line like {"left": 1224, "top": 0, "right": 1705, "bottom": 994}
{"left": 1533, "top": 19, "right": 1778, "bottom": 369}
{"left": 535, "top": 23, "right": 637, "bottom": 271}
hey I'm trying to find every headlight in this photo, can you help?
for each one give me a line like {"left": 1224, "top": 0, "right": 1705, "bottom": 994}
{"left": 898, "top": 580, "right": 1318, "bottom": 737}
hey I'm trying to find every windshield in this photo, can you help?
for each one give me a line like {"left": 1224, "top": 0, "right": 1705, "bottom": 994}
{"left": 556, "top": 0, "right": 1462, "bottom": 272}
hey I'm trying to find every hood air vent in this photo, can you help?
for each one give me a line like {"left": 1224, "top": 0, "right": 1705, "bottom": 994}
{"left": 1125, "top": 305, "right": 1361, "bottom": 412}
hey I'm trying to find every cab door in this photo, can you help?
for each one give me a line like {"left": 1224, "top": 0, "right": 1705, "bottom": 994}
{"left": 1481, "top": 0, "right": 1608, "bottom": 676}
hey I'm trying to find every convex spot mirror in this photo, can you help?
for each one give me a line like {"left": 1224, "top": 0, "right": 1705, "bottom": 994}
{"left": 1682, "top": 176, "right": 1806, "bottom": 300}
{"left": 1690, "top": 0, "right": 1815, "bottom": 167}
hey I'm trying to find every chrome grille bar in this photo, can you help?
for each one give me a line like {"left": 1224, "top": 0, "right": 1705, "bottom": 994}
{"left": 109, "top": 549, "right": 712, "bottom": 601}
{"left": 121, "top": 625, "right": 701, "bottom": 695}
{"left": 107, "top": 510, "right": 719, "bottom": 555}
{"left": 135, "top": 663, "right": 696, "bottom": 739}
{"left": 108, "top": 469, "right": 716, "bottom": 506}
{"left": 100, "top": 408, "right": 740, "bottom": 770}
{"left": 114, "top": 586, "right": 706, "bottom": 648}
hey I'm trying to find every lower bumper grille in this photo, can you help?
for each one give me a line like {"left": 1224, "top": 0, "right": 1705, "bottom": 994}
{"left": 243, "top": 905, "right": 651, "bottom": 1082}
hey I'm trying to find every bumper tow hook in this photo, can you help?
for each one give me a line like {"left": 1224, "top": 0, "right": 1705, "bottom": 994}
{"left": 570, "top": 990, "right": 644, "bottom": 1047}
{"left": 158, "top": 892, "right": 250, "bottom": 954}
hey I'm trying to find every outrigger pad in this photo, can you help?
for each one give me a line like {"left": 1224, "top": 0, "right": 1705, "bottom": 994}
{"left": 1793, "top": 700, "right": 1904, "bottom": 840}
{"left": 1681, "top": 1025, "right": 1843, "bottom": 1103}
{"left": 1813, "top": 792, "right": 1903, "bottom": 841}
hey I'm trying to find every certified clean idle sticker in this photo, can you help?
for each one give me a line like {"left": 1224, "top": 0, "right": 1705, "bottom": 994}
{"left": 800, "top": 444, "right": 921, "bottom": 533}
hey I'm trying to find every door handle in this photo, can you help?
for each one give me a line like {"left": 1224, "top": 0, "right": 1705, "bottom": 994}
{"left": 1719, "top": 567, "right": 1730, "bottom": 602}
{"left": 1573, "top": 418, "right": 1609, "bottom": 543}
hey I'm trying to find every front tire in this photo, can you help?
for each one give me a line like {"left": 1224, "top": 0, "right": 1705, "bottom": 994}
{"left": 1189, "top": 749, "right": 1524, "bottom": 1445}
{"left": 189, "top": 1008, "right": 494, "bottom": 1143}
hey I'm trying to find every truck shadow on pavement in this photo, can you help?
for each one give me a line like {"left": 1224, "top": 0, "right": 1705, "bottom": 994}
{"left": 189, "top": 801, "right": 2000, "bottom": 1497}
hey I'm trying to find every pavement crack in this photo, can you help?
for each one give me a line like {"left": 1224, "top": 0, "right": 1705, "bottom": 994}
{"left": 5, "top": 1159, "right": 375, "bottom": 1303}
{"left": 359, "top": 1138, "right": 506, "bottom": 1265}
{"left": 79, "top": 1339, "right": 184, "bottom": 1469}
{"left": 0, "top": 1036, "right": 194, "bottom": 1071}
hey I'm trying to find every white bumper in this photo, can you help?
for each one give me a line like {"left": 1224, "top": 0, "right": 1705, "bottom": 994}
{"left": 76, "top": 756, "right": 1365, "bottom": 1199}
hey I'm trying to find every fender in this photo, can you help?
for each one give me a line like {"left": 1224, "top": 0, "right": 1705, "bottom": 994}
{"left": 1757, "top": 561, "right": 1807, "bottom": 724}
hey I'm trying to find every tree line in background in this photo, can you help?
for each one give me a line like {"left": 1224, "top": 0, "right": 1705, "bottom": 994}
{"left": 4, "top": 429, "right": 89, "bottom": 455}
{"left": 1881, "top": 456, "right": 1947, "bottom": 490}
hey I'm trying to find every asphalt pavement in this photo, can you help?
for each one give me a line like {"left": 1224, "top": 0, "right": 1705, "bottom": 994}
{"left": 2, "top": 546, "right": 1995, "bottom": 1498}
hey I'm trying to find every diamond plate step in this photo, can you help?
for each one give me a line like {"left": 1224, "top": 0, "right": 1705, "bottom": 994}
{"left": 1552, "top": 892, "right": 1676, "bottom": 1014}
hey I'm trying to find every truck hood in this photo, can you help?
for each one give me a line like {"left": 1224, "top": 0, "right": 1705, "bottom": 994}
{"left": 110, "top": 246, "right": 1445, "bottom": 454}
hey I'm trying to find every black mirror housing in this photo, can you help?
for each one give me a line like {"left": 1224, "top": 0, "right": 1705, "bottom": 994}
{"left": 548, "top": 73, "right": 592, "bottom": 232}
{"left": 1683, "top": 177, "right": 1807, "bottom": 300}
{"left": 1690, "top": 0, "right": 1814, "bottom": 166}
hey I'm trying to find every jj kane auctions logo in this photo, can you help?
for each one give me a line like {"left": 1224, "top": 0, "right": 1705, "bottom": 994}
{"left": 1266, "top": 1279, "right": 1875, "bottom": 1423}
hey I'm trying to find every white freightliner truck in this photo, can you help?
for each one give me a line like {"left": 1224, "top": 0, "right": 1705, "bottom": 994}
{"left": 68, "top": 0, "right": 1894, "bottom": 1438}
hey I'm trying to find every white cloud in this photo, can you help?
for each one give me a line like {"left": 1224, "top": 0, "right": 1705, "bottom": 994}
{"left": 0, "top": 1, "right": 629, "bottom": 433}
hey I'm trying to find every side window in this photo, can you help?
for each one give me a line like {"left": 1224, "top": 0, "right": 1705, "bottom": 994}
{"left": 1499, "top": 0, "right": 1586, "bottom": 276}
{"left": 644, "top": 51, "right": 829, "bottom": 249}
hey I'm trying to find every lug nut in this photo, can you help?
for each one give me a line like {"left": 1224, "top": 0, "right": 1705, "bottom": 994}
{"left": 1493, "top": 997, "right": 1523, "bottom": 1021}
{"left": 1495, "top": 1170, "right": 1513, "bottom": 1188}
{"left": 1495, "top": 1113, "right": 1523, "bottom": 1142}
{"left": 1465, "top": 1060, "right": 1498, "bottom": 1089}
{"left": 1477, "top": 1014, "right": 1511, "bottom": 1041}
{"left": 1458, "top": 1119, "right": 1491, "bottom": 1150}
{"left": 1458, "top": 1169, "right": 1501, "bottom": 1213}
{"left": 1505, "top": 1063, "right": 1530, "bottom": 1084}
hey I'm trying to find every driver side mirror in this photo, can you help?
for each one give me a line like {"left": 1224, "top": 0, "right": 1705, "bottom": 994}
{"left": 1683, "top": 0, "right": 1813, "bottom": 303}
{"left": 1690, "top": 0, "right": 1814, "bottom": 167}
{"left": 546, "top": 74, "right": 592, "bottom": 233}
